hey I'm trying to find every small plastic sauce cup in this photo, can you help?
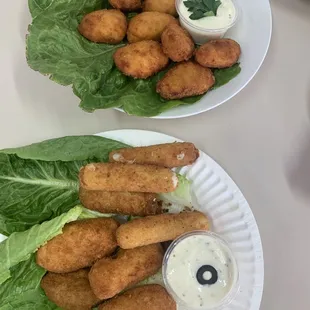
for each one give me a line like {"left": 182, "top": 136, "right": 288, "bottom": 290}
{"left": 176, "top": 0, "right": 240, "bottom": 45}
{"left": 162, "top": 231, "right": 240, "bottom": 310}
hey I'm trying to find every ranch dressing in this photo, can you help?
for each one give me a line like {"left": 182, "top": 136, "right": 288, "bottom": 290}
{"left": 176, "top": 0, "right": 239, "bottom": 44}
{"left": 163, "top": 231, "right": 238, "bottom": 309}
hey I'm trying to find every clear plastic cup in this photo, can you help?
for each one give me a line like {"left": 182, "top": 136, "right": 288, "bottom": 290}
{"left": 176, "top": 0, "right": 240, "bottom": 45}
{"left": 162, "top": 231, "right": 239, "bottom": 310}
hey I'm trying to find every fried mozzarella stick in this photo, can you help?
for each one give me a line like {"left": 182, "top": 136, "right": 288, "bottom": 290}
{"left": 89, "top": 244, "right": 163, "bottom": 299}
{"left": 79, "top": 163, "right": 178, "bottom": 193}
{"left": 41, "top": 269, "right": 100, "bottom": 310}
{"left": 37, "top": 218, "right": 119, "bottom": 273}
{"left": 99, "top": 284, "right": 176, "bottom": 310}
{"left": 109, "top": 142, "right": 199, "bottom": 168}
{"left": 79, "top": 188, "right": 161, "bottom": 216}
{"left": 117, "top": 211, "right": 209, "bottom": 249}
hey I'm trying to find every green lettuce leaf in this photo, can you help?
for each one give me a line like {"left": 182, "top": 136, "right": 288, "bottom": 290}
{"left": 1, "top": 135, "right": 129, "bottom": 161}
{"left": 0, "top": 255, "right": 59, "bottom": 310}
{"left": 0, "top": 154, "right": 83, "bottom": 235}
{"left": 213, "top": 63, "right": 242, "bottom": 89}
{"left": 27, "top": 0, "right": 240, "bottom": 117}
{"left": 0, "top": 206, "right": 83, "bottom": 285}
{"left": 0, "top": 136, "right": 128, "bottom": 235}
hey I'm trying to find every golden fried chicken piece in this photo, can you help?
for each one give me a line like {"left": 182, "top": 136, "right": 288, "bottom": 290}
{"left": 78, "top": 9, "right": 127, "bottom": 44}
{"left": 156, "top": 61, "right": 215, "bottom": 99}
{"left": 36, "top": 218, "right": 119, "bottom": 273}
{"left": 127, "top": 12, "right": 178, "bottom": 43}
{"left": 113, "top": 41, "right": 169, "bottom": 79}
{"left": 41, "top": 269, "right": 100, "bottom": 310}
{"left": 143, "top": 0, "right": 177, "bottom": 16}
{"left": 195, "top": 39, "right": 241, "bottom": 68}
{"left": 98, "top": 285, "right": 176, "bottom": 310}
{"left": 109, "top": 0, "right": 142, "bottom": 11}
{"left": 161, "top": 23, "right": 195, "bottom": 62}
{"left": 89, "top": 244, "right": 164, "bottom": 299}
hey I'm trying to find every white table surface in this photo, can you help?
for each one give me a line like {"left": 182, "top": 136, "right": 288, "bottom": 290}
{"left": 1, "top": 0, "right": 310, "bottom": 309}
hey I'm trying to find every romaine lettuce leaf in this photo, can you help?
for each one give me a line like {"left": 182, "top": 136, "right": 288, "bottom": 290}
{"left": 1, "top": 135, "right": 129, "bottom": 162}
{"left": 0, "top": 255, "right": 59, "bottom": 310}
{"left": 0, "top": 206, "right": 83, "bottom": 285}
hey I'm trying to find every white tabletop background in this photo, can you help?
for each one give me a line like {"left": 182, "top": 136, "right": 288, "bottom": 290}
{"left": 1, "top": 0, "right": 310, "bottom": 309}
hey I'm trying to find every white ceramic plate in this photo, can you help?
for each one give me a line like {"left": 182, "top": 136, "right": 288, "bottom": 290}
{"left": 116, "top": 0, "right": 272, "bottom": 118}
{"left": 99, "top": 129, "right": 264, "bottom": 310}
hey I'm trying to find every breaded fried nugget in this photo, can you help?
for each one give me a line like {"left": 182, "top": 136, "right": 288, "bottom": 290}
{"left": 78, "top": 9, "right": 127, "bottom": 44}
{"left": 36, "top": 218, "right": 119, "bottom": 273}
{"left": 109, "top": 0, "right": 142, "bottom": 11}
{"left": 109, "top": 142, "right": 199, "bottom": 168}
{"left": 156, "top": 61, "right": 215, "bottom": 99}
{"left": 41, "top": 269, "right": 100, "bottom": 310}
{"left": 195, "top": 39, "right": 241, "bottom": 68}
{"left": 79, "top": 188, "right": 161, "bottom": 216}
{"left": 79, "top": 163, "right": 177, "bottom": 193}
{"left": 117, "top": 211, "right": 209, "bottom": 249}
{"left": 143, "top": 0, "right": 177, "bottom": 16}
{"left": 98, "top": 285, "right": 176, "bottom": 310}
{"left": 161, "top": 24, "right": 195, "bottom": 62}
{"left": 127, "top": 12, "right": 178, "bottom": 43}
{"left": 113, "top": 41, "right": 169, "bottom": 79}
{"left": 89, "top": 244, "right": 163, "bottom": 299}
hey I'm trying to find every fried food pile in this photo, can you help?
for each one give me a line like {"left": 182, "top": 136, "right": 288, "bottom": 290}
{"left": 37, "top": 142, "right": 210, "bottom": 309}
{"left": 77, "top": 0, "right": 241, "bottom": 100}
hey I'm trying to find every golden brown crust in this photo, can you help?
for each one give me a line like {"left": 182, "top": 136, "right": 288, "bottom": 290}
{"left": 127, "top": 12, "right": 178, "bottom": 43}
{"left": 36, "top": 218, "right": 119, "bottom": 273}
{"left": 156, "top": 61, "right": 215, "bottom": 99}
{"left": 113, "top": 40, "right": 169, "bottom": 79}
{"left": 89, "top": 244, "right": 164, "bottom": 299}
{"left": 143, "top": 0, "right": 177, "bottom": 16}
{"left": 79, "top": 163, "right": 177, "bottom": 193}
{"left": 98, "top": 285, "right": 176, "bottom": 310}
{"left": 109, "top": 142, "right": 199, "bottom": 168}
{"left": 109, "top": 0, "right": 142, "bottom": 11}
{"left": 78, "top": 9, "right": 127, "bottom": 44}
{"left": 161, "top": 24, "right": 195, "bottom": 62}
{"left": 79, "top": 188, "right": 161, "bottom": 216}
{"left": 195, "top": 39, "right": 241, "bottom": 68}
{"left": 41, "top": 269, "right": 100, "bottom": 310}
{"left": 116, "top": 211, "right": 209, "bottom": 249}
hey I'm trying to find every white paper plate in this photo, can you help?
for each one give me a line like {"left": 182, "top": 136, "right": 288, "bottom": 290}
{"left": 0, "top": 129, "right": 264, "bottom": 309}
{"left": 99, "top": 129, "right": 264, "bottom": 310}
{"left": 116, "top": 0, "right": 272, "bottom": 118}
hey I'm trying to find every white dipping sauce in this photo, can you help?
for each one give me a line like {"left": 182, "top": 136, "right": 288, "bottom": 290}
{"left": 176, "top": 0, "right": 238, "bottom": 44}
{"left": 165, "top": 233, "right": 238, "bottom": 309}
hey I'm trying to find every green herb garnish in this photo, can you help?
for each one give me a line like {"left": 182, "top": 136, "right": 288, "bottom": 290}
{"left": 184, "top": 0, "right": 222, "bottom": 20}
